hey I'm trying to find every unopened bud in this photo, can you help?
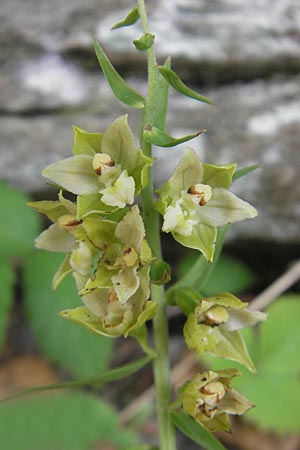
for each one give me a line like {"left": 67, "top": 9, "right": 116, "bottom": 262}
{"left": 188, "top": 183, "right": 212, "bottom": 206}
{"left": 203, "top": 305, "right": 229, "bottom": 326}
{"left": 58, "top": 214, "right": 82, "bottom": 231}
{"left": 92, "top": 153, "right": 115, "bottom": 175}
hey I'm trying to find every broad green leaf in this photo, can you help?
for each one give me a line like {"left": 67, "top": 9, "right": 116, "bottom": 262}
{"left": 143, "top": 126, "right": 204, "bottom": 147}
{"left": 202, "top": 296, "right": 300, "bottom": 433}
{"left": 157, "top": 66, "right": 214, "bottom": 105}
{"left": 232, "top": 164, "right": 260, "bottom": 182}
{"left": 153, "top": 57, "right": 171, "bottom": 130}
{"left": 202, "top": 163, "right": 236, "bottom": 189}
{"left": 170, "top": 411, "right": 226, "bottom": 450}
{"left": 150, "top": 259, "right": 171, "bottom": 285}
{"left": 94, "top": 39, "right": 145, "bottom": 108}
{"left": 0, "top": 392, "right": 136, "bottom": 450}
{"left": 0, "top": 356, "right": 152, "bottom": 404}
{"left": 42, "top": 155, "right": 99, "bottom": 195}
{"left": 111, "top": 6, "right": 140, "bottom": 30}
{"left": 176, "top": 254, "right": 255, "bottom": 297}
{"left": 24, "top": 251, "right": 113, "bottom": 377}
{"left": 133, "top": 33, "right": 155, "bottom": 51}
{"left": 0, "top": 259, "right": 15, "bottom": 351}
{"left": 0, "top": 182, "right": 40, "bottom": 259}
{"left": 72, "top": 126, "right": 102, "bottom": 156}
{"left": 173, "top": 223, "right": 217, "bottom": 262}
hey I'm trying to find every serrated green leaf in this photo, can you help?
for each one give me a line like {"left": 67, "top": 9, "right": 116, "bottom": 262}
{"left": 0, "top": 183, "right": 40, "bottom": 259}
{"left": 133, "top": 33, "right": 155, "bottom": 51}
{"left": 144, "top": 126, "right": 204, "bottom": 147}
{"left": 111, "top": 6, "right": 140, "bottom": 30}
{"left": 202, "top": 295, "right": 300, "bottom": 433}
{"left": 157, "top": 66, "right": 214, "bottom": 105}
{"left": 0, "top": 355, "right": 152, "bottom": 404}
{"left": 72, "top": 126, "right": 103, "bottom": 156}
{"left": 154, "top": 57, "right": 171, "bottom": 130}
{"left": 23, "top": 251, "right": 113, "bottom": 377}
{"left": 232, "top": 164, "right": 260, "bottom": 182}
{"left": 0, "top": 392, "right": 136, "bottom": 450}
{"left": 170, "top": 411, "right": 226, "bottom": 450}
{"left": 0, "top": 259, "right": 15, "bottom": 352}
{"left": 94, "top": 39, "right": 145, "bottom": 108}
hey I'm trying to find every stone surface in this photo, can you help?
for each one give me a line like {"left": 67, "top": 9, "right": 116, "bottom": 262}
{"left": 1, "top": 0, "right": 300, "bottom": 243}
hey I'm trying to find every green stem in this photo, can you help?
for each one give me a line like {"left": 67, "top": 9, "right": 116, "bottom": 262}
{"left": 138, "top": 1, "right": 176, "bottom": 450}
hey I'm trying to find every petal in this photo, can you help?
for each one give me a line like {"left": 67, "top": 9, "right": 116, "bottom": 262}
{"left": 42, "top": 155, "right": 99, "bottom": 195}
{"left": 101, "top": 171, "right": 135, "bottom": 208}
{"left": 115, "top": 204, "right": 145, "bottom": 250}
{"left": 173, "top": 223, "right": 217, "bottom": 262}
{"left": 197, "top": 187, "right": 257, "bottom": 227}
{"left": 35, "top": 223, "right": 76, "bottom": 252}
{"left": 224, "top": 308, "right": 268, "bottom": 331}
{"left": 111, "top": 266, "right": 140, "bottom": 304}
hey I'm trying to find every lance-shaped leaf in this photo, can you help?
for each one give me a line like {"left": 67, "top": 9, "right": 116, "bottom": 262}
{"left": 154, "top": 57, "right": 171, "bottom": 130}
{"left": 144, "top": 126, "right": 204, "bottom": 147}
{"left": 157, "top": 66, "right": 214, "bottom": 105}
{"left": 170, "top": 411, "right": 227, "bottom": 450}
{"left": 111, "top": 6, "right": 140, "bottom": 30}
{"left": 133, "top": 33, "right": 155, "bottom": 51}
{"left": 72, "top": 126, "right": 103, "bottom": 156}
{"left": 94, "top": 39, "right": 145, "bottom": 108}
{"left": 232, "top": 164, "right": 260, "bottom": 182}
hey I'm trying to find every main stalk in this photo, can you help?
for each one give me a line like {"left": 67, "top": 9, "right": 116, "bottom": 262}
{"left": 137, "top": 1, "right": 176, "bottom": 450}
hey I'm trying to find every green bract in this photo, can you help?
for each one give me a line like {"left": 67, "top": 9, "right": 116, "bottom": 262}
{"left": 156, "top": 148, "right": 257, "bottom": 261}
{"left": 183, "top": 293, "right": 267, "bottom": 372}
{"left": 42, "top": 115, "right": 152, "bottom": 213}
{"left": 180, "top": 369, "right": 253, "bottom": 432}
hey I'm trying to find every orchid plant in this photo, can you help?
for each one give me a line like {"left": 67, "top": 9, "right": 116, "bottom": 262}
{"left": 28, "top": 1, "right": 267, "bottom": 449}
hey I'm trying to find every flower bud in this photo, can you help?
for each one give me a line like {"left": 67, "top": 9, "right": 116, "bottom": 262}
{"left": 203, "top": 305, "right": 229, "bottom": 326}
{"left": 188, "top": 183, "right": 212, "bottom": 206}
{"left": 92, "top": 153, "right": 115, "bottom": 175}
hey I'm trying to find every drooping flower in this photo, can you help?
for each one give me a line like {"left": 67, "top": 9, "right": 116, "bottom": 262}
{"left": 156, "top": 148, "right": 257, "bottom": 261}
{"left": 184, "top": 292, "right": 267, "bottom": 372}
{"left": 180, "top": 369, "right": 254, "bottom": 432}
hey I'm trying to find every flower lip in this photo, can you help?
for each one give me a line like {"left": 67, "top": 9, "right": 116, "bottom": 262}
{"left": 92, "top": 153, "right": 115, "bottom": 175}
{"left": 58, "top": 214, "right": 82, "bottom": 230}
{"left": 188, "top": 183, "right": 212, "bottom": 206}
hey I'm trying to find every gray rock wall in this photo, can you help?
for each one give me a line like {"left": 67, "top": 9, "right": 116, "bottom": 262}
{"left": 1, "top": 0, "right": 300, "bottom": 243}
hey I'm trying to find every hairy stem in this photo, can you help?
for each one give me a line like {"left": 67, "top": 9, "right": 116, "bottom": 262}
{"left": 138, "top": 1, "right": 176, "bottom": 449}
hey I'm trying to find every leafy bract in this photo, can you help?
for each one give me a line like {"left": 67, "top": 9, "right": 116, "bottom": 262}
{"left": 111, "top": 6, "right": 140, "bottom": 30}
{"left": 0, "top": 182, "right": 40, "bottom": 259}
{"left": 0, "top": 259, "right": 15, "bottom": 352}
{"left": 170, "top": 411, "right": 226, "bottom": 450}
{"left": 24, "top": 251, "right": 113, "bottom": 377}
{"left": 157, "top": 66, "right": 214, "bottom": 105}
{"left": 0, "top": 392, "right": 136, "bottom": 450}
{"left": 94, "top": 39, "right": 145, "bottom": 108}
{"left": 144, "top": 126, "right": 204, "bottom": 147}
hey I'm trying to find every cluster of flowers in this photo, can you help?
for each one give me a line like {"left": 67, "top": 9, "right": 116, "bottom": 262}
{"left": 31, "top": 114, "right": 266, "bottom": 431}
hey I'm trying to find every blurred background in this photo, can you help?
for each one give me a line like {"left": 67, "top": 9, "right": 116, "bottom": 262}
{"left": 0, "top": 0, "right": 300, "bottom": 449}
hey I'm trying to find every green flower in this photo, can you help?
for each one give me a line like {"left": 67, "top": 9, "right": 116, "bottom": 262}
{"left": 42, "top": 115, "right": 152, "bottom": 214}
{"left": 157, "top": 148, "right": 257, "bottom": 261}
{"left": 80, "top": 205, "right": 153, "bottom": 304}
{"left": 180, "top": 369, "right": 253, "bottom": 432}
{"left": 60, "top": 266, "right": 156, "bottom": 338}
{"left": 184, "top": 293, "right": 267, "bottom": 372}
